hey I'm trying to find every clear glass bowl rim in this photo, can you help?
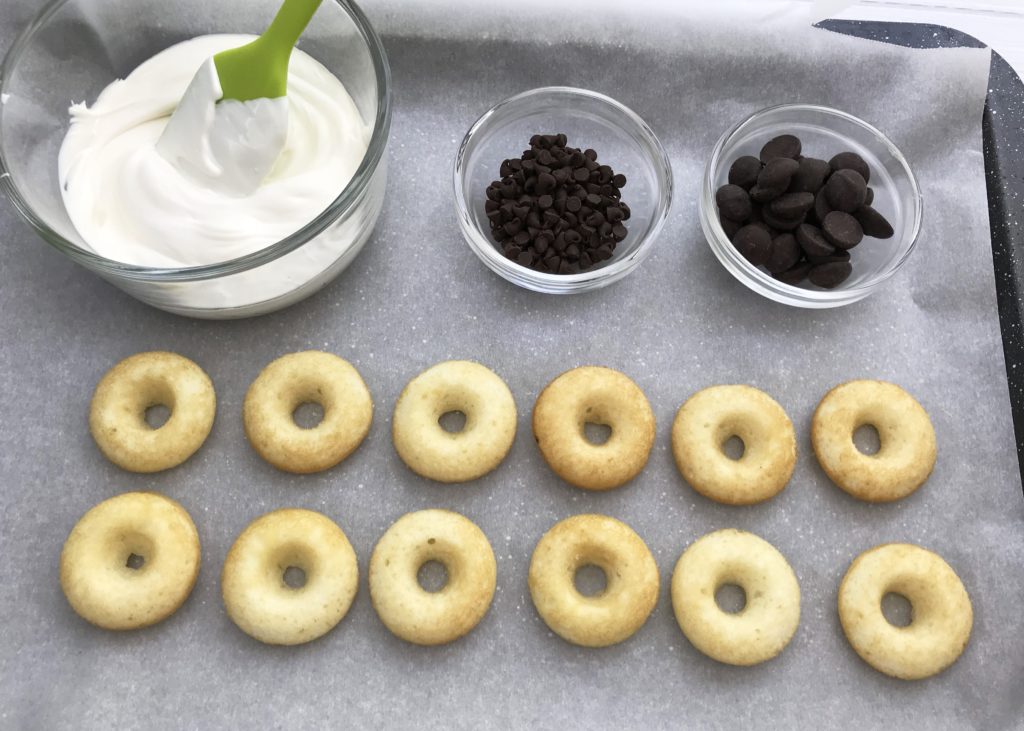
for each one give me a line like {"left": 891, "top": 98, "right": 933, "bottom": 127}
{"left": 0, "top": 0, "right": 392, "bottom": 283}
{"left": 702, "top": 102, "right": 924, "bottom": 303}
{"left": 452, "top": 85, "right": 674, "bottom": 289}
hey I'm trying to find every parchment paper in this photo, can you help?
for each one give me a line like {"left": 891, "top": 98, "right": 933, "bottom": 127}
{"left": 1, "top": 2, "right": 1021, "bottom": 729}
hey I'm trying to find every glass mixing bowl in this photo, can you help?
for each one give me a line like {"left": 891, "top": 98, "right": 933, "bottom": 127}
{"left": 0, "top": 0, "right": 391, "bottom": 319}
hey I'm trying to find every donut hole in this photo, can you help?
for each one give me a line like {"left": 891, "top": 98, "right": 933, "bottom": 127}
{"left": 853, "top": 424, "right": 881, "bottom": 456}
{"left": 721, "top": 435, "right": 745, "bottom": 461}
{"left": 583, "top": 422, "right": 612, "bottom": 446}
{"left": 438, "top": 411, "right": 467, "bottom": 434}
{"left": 283, "top": 566, "right": 307, "bottom": 589}
{"left": 417, "top": 560, "right": 449, "bottom": 593}
{"left": 573, "top": 564, "right": 608, "bottom": 597}
{"left": 144, "top": 405, "right": 171, "bottom": 429}
{"left": 125, "top": 553, "right": 145, "bottom": 570}
{"left": 292, "top": 402, "right": 325, "bottom": 429}
{"left": 715, "top": 583, "right": 747, "bottom": 614}
{"left": 881, "top": 592, "right": 913, "bottom": 627}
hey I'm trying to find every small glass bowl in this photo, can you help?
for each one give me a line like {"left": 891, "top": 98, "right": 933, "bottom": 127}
{"left": 701, "top": 104, "right": 923, "bottom": 308}
{"left": 453, "top": 87, "right": 673, "bottom": 294}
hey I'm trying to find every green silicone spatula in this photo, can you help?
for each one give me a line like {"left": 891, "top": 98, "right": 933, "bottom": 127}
{"left": 214, "top": 0, "right": 323, "bottom": 102}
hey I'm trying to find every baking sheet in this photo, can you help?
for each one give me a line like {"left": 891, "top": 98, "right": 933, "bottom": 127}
{"left": 1, "top": 2, "right": 1023, "bottom": 728}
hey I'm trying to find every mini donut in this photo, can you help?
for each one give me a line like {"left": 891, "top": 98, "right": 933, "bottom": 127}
{"left": 89, "top": 351, "right": 216, "bottom": 473}
{"left": 60, "top": 492, "right": 201, "bottom": 630}
{"left": 532, "top": 366, "right": 655, "bottom": 491}
{"left": 812, "top": 380, "right": 936, "bottom": 502}
{"left": 391, "top": 361, "right": 516, "bottom": 483}
{"left": 243, "top": 351, "right": 373, "bottom": 474}
{"left": 528, "top": 514, "right": 659, "bottom": 647}
{"left": 221, "top": 509, "right": 359, "bottom": 645}
{"left": 838, "top": 543, "right": 972, "bottom": 680}
{"left": 369, "top": 509, "right": 496, "bottom": 645}
{"left": 671, "top": 385, "right": 796, "bottom": 505}
{"left": 671, "top": 528, "right": 800, "bottom": 666}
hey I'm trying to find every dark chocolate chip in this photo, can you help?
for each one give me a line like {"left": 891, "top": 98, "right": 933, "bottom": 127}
{"left": 789, "top": 157, "right": 831, "bottom": 194}
{"left": 766, "top": 233, "right": 801, "bottom": 274}
{"left": 760, "top": 134, "right": 802, "bottom": 162}
{"left": 750, "top": 184, "right": 785, "bottom": 204}
{"left": 727, "top": 155, "right": 762, "bottom": 190}
{"left": 774, "top": 261, "right": 813, "bottom": 285}
{"left": 865, "top": 187, "right": 874, "bottom": 206}
{"left": 807, "top": 249, "right": 851, "bottom": 265}
{"left": 732, "top": 225, "right": 772, "bottom": 266}
{"left": 716, "top": 184, "right": 753, "bottom": 222}
{"left": 758, "top": 157, "right": 800, "bottom": 191}
{"left": 761, "top": 208, "right": 804, "bottom": 231}
{"left": 822, "top": 211, "right": 864, "bottom": 249}
{"left": 829, "top": 151, "right": 871, "bottom": 183}
{"left": 721, "top": 217, "right": 742, "bottom": 239}
{"left": 824, "top": 169, "right": 867, "bottom": 213}
{"left": 853, "top": 205, "right": 894, "bottom": 239}
{"left": 770, "top": 192, "right": 815, "bottom": 220}
{"left": 808, "top": 261, "right": 853, "bottom": 288}
{"left": 813, "top": 188, "right": 833, "bottom": 225}
{"left": 796, "top": 223, "right": 835, "bottom": 257}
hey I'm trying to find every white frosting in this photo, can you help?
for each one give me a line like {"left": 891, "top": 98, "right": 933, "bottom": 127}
{"left": 58, "top": 34, "right": 371, "bottom": 268}
{"left": 155, "top": 57, "right": 288, "bottom": 197}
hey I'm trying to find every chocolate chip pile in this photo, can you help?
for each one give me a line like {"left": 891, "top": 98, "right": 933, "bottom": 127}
{"left": 485, "top": 134, "right": 629, "bottom": 274}
{"left": 716, "top": 134, "right": 894, "bottom": 289}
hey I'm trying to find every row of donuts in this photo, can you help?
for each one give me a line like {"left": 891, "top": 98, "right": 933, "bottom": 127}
{"left": 90, "top": 351, "right": 938, "bottom": 503}
{"left": 60, "top": 491, "right": 972, "bottom": 681}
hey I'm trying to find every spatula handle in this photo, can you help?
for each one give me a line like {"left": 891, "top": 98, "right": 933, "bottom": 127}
{"left": 263, "top": 0, "right": 323, "bottom": 57}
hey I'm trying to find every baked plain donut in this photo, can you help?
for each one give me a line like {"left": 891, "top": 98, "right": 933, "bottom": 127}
{"left": 392, "top": 361, "right": 516, "bottom": 483}
{"left": 222, "top": 509, "right": 359, "bottom": 645}
{"left": 532, "top": 366, "right": 655, "bottom": 491}
{"left": 671, "top": 385, "right": 796, "bottom": 505}
{"left": 369, "top": 509, "right": 496, "bottom": 645}
{"left": 838, "top": 543, "right": 972, "bottom": 680}
{"left": 671, "top": 528, "right": 800, "bottom": 666}
{"left": 812, "top": 380, "right": 936, "bottom": 502}
{"left": 528, "top": 514, "right": 659, "bottom": 647}
{"left": 60, "top": 492, "right": 200, "bottom": 630}
{"left": 243, "top": 351, "right": 373, "bottom": 474}
{"left": 89, "top": 351, "right": 216, "bottom": 473}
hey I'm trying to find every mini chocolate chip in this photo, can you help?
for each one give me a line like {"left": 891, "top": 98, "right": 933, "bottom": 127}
{"left": 853, "top": 205, "right": 894, "bottom": 239}
{"left": 537, "top": 195, "right": 553, "bottom": 210}
{"left": 728, "top": 155, "right": 763, "bottom": 190}
{"left": 824, "top": 169, "right": 867, "bottom": 213}
{"left": 612, "top": 223, "right": 628, "bottom": 240}
{"left": 732, "top": 225, "right": 772, "bottom": 266}
{"left": 766, "top": 233, "right": 801, "bottom": 274}
{"left": 822, "top": 211, "right": 864, "bottom": 249}
{"left": 770, "top": 192, "right": 815, "bottom": 220}
{"left": 758, "top": 157, "right": 800, "bottom": 191}
{"left": 865, "top": 187, "right": 874, "bottom": 206}
{"left": 760, "top": 134, "right": 802, "bottom": 162}
{"left": 612, "top": 173, "right": 627, "bottom": 187}
{"left": 774, "top": 262, "right": 813, "bottom": 285}
{"left": 808, "top": 261, "right": 853, "bottom": 288}
{"left": 566, "top": 196, "right": 581, "bottom": 212}
{"left": 716, "top": 184, "right": 753, "bottom": 222}
{"left": 796, "top": 223, "right": 835, "bottom": 257}
{"left": 789, "top": 157, "right": 831, "bottom": 194}
{"left": 829, "top": 151, "right": 871, "bottom": 183}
